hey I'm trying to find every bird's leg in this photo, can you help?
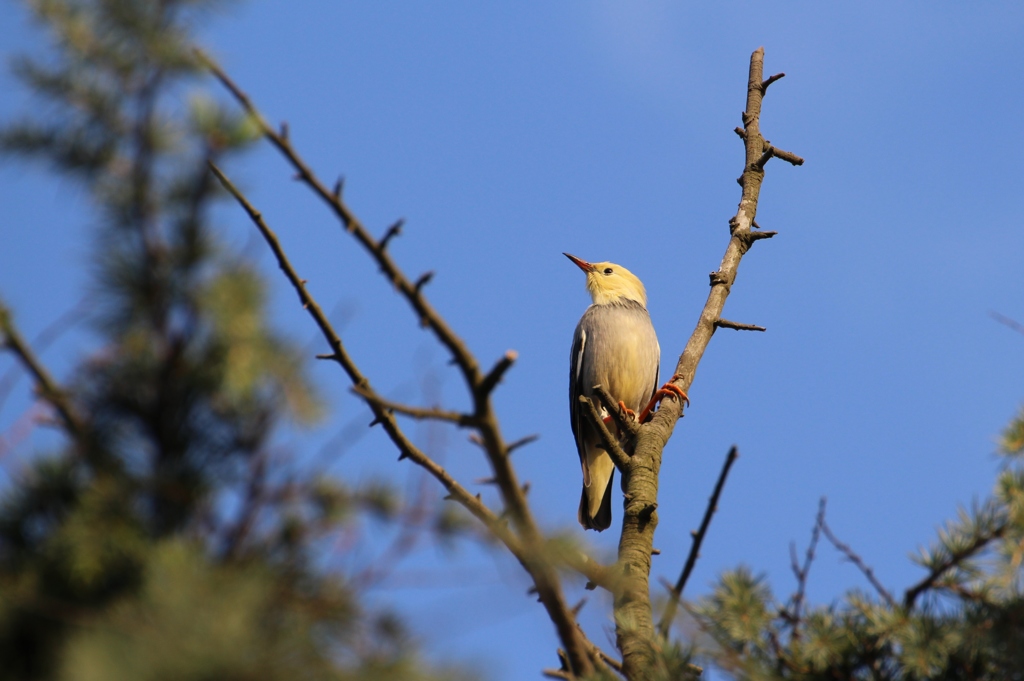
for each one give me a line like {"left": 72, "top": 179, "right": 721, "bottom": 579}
{"left": 638, "top": 374, "right": 690, "bottom": 423}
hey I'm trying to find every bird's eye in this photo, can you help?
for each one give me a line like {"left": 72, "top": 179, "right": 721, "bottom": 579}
{"left": 603, "top": 267, "right": 613, "bottom": 275}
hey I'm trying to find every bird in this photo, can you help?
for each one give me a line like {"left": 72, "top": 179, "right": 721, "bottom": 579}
{"left": 565, "top": 253, "right": 687, "bottom": 531}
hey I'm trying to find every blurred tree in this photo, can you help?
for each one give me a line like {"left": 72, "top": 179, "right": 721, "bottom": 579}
{"left": 692, "top": 407, "right": 1024, "bottom": 680}
{"left": 0, "top": 1, "right": 462, "bottom": 680}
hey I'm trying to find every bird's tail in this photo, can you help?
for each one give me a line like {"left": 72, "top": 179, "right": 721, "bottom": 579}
{"left": 578, "top": 469, "right": 614, "bottom": 531}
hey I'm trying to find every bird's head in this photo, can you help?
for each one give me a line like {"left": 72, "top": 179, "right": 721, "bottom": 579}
{"left": 564, "top": 253, "right": 647, "bottom": 307}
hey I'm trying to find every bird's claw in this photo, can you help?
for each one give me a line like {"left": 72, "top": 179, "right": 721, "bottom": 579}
{"left": 638, "top": 376, "right": 689, "bottom": 422}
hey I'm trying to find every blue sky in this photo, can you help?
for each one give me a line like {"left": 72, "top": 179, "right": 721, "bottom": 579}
{"left": 2, "top": 2, "right": 1024, "bottom": 678}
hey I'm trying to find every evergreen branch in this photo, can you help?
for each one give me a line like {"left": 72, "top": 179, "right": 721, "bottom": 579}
{"left": 903, "top": 509, "right": 1008, "bottom": 609}
{"left": 657, "top": 446, "right": 739, "bottom": 639}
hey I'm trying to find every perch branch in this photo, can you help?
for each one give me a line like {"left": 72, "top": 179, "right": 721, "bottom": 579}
{"left": 614, "top": 47, "right": 802, "bottom": 679}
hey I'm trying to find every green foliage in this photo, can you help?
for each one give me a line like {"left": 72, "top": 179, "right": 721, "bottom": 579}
{"left": 0, "top": 1, "right": 462, "bottom": 679}
{"left": 691, "top": 410, "right": 1024, "bottom": 680}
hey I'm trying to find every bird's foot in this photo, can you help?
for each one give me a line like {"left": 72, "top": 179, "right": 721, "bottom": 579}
{"left": 638, "top": 375, "right": 689, "bottom": 422}
{"left": 617, "top": 400, "right": 637, "bottom": 421}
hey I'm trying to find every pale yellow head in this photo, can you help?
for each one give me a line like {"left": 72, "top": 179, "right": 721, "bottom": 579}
{"left": 564, "top": 253, "right": 647, "bottom": 307}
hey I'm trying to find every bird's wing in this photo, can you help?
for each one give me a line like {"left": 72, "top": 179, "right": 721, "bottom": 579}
{"left": 569, "top": 317, "right": 591, "bottom": 487}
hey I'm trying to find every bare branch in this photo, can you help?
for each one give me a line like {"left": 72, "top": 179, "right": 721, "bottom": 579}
{"left": 657, "top": 446, "right": 739, "bottom": 639}
{"left": 380, "top": 218, "right": 404, "bottom": 250}
{"left": 0, "top": 302, "right": 87, "bottom": 440}
{"left": 202, "top": 65, "right": 595, "bottom": 671}
{"left": 786, "top": 497, "right": 826, "bottom": 639}
{"left": 198, "top": 50, "right": 485, "bottom": 392}
{"left": 593, "top": 384, "right": 641, "bottom": 439}
{"left": 507, "top": 433, "right": 540, "bottom": 454}
{"left": 477, "top": 350, "right": 517, "bottom": 399}
{"left": 350, "top": 384, "right": 478, "bottom": 427}
{"left": 990, "top": 311, "right": 1024, "bottom": 337}
{"left": 615, "top": 48, "right": 801, "bottom": 678}
{"left": 771, "top": 147, "right": 804, "bottom": 166}
{"left": 714, "top": 318, "right": 766, "bottom": 332}
{"left": 761, "top": 72, "right": 786, "bottom": 91}
{"left": 820, "top": 520, "right": 896, "bottom": 607}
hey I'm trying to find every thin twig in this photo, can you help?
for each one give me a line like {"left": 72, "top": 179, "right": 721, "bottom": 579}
{"left": 0, "top": 303, "right": 87, "bottom": 440}
{"left": 578, "top": 395, "right": 631, "bottom": 472}
{"left": 351, "top": 384, "right": 478, "bottom": 427}
{"left": 786, "top": 497, "right": 826, "bottom": 639}
{"left": 507, "top": 433, "right": 540, "bottom": 454}
{"left": 820, "top": 520, "right": 896, "bottom": 607}
{"left": 593, "top": 384, "right": 641, "bottom": 438}
{"left": 657, "top": 446, "right": 739, "bottom": 639}
{"left": 990, "top": 311, "right": 1024, "bottom": 337}
{"left": 715, "top": 318, "right": 766, "bottom": 332}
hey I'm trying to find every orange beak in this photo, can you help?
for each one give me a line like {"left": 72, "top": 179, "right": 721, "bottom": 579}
{"left": 563, "top": 253, "right": 594, "bottom": 273}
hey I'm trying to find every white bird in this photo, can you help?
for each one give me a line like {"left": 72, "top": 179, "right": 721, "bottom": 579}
{"left": 565, "top": 253, "right": 686, "bottom": 531}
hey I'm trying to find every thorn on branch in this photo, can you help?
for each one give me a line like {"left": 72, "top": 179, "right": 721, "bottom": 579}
{"left": 507, "top": 433, "right": 540, "bottom": 454}
{"left": 332, "top": 176, "right": 345, "bottom": 199}
{"left": 279, "top": 121, "right": 289, "bottom": 140}
{"left": 749, "top": 230, "right": 778, "bottom": 242}
{"left": 475, "top": 477, "right": 498, "bottom": 486}
{"left": 733, "top": 126, "right": 746, "bottom": 139}
{"left": 478, "top": 350, "right": 518, "bottom": 397}
{"left": 715, "top": 318, "right": 766, "bottom": 332}
{"left": 369, "top": 415, "right": 385, "bottom": 428}
{"left": 571, "top": 598, "right": 587, "bottom": 616}
{"left": 315, "top": 353, "right": 339, "bottom": 361}
{"left": 380, "top": 218, "right": 404, "bottom": 250}
{"left": 414, "top": 271, "right": 434, "bottom": 293}
{"left": 761, "top": 72, "right": 786, "bottom": 91}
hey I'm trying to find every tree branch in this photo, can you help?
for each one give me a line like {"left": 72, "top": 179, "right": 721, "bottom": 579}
{"left": 820, "top": 520, "right": 896, "bottom": 607}
{"left": 578, "top": 395, "right": 631, "bottom": 472}
{"left": 0, "top": 302, "right": 87, "bottom": 441}
{"left": 657, "top": 446, "right": 739, "bottom": 639}
{"left": 784, "top": 497, "right": 826, "bottom": 640}
{"left": 350, "top": 384, "right": 479, "bottom": 427}
{"left": 206, "top": 151, "right": 595, "bottom": 674}
{"left": 714, "top": 318, "right": 766, "bottom": 332}
{"left": 614, "top": 48, "right": 802, "bottom": 680}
